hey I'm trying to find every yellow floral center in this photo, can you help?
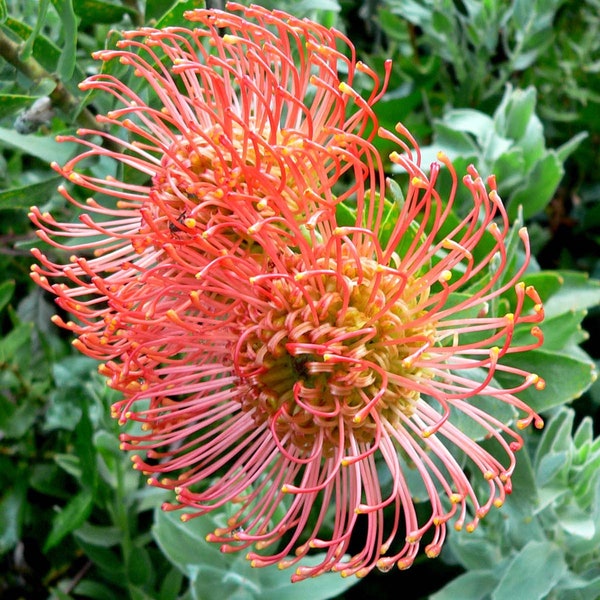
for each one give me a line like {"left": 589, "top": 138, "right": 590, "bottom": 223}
{"left": 234, "top": 252, "right": 435, "bottom": 455}
{"left": 132, "top": 123, "right": 332, "bottom": 254}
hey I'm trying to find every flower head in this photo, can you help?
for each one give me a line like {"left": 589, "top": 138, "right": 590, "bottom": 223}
{"left": 30, "top": 3, "right": 544, "bottom": 581}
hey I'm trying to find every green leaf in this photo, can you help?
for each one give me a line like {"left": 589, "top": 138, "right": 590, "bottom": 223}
{"left": 536, "top": 452, "right": 569, "bottom": 487}
{"left": 43, "top": 390, "right": 83, "bottom": 431}
{"left": 377, "top": 196, "right": 401, "bottom": 248}
{"left": 335, "top": 198, "right": 356, "bottom": 227}
{"left": 74, "top": 522, "right": 122, "bottom": 548}
{"left": 0, "top": 176, "right": 61, "bottom": 210}
{"left": 562, "top": 488, "right": 600, "bottom": 557}
{"left": 378, "top": 189, "right": 425, "bottom": 263}
{"left": 442, "top": 530, "right": 499, "bottom": 571}
{"left": 430, "top": 570, "right": 499, "bottom": 600}
{"left": 155, "top": 0, "right": 206, "bottom": 29}
{"left": 555, "top": 131, "right": 589, "bottom": 163}
{"left": 17, "top": 285, "right": 55, "bottom": 331}
{"left": 0, "top": 126, "right": 76, "bottom": 164}
{"left": 542, "top": 271, "right": 600, "bottom": 318}
{"left": 428, "top": 121, "right": 481, "bottom": 159}
{"left": 19, "top": 0, "right": 50, "bottom": 61}
{"left": 130, "top": 587, "right": 160, "bottom": 600}
{"left": 573, "top": 414, "right": 593, "bottom": 447}
{"left": 54, "top": 453, "right": 82, "bottom": 479}
{"left": 0, "top": 279, "right": 15, "bottom": 313}
{"left": 73, "top": 579, "right": 122, "bottom": 600}
{"left": 29, "top": 464, "right": 67, "bottom": 498}
{"left": 0, "top": 482, "right": 27, "bottom": 554}
{"left": 492, "top": 147, "right": 525, "bottom": 191}
{"left": 159, "top": 567, "right": 184, "bottom": 600}
{"left": 289, "top": 0, "right": 341, "bottom": 12}
{"left": 153, "top": 509, "right": 357, "bottom": 600}
{"left": 94, "top": 429, "right": 121, "bottom": 458}
{"left": 504, "top": 440, "right": 539, "bottom": 515}
{"left": 188, "top": 557, "right": 257, "bottom": 600}
{"left": 0, "top": 94, "right": 43, "bottom": 120}
{"left": 513, "top": 308, "right": 587, "bottom": 352}
{"left": 499, "top": 349, "right": 597, "bottom": 413}
{"left": 50, "top": 0, "right": 78, "bottom": 81}
{"left": 152, "top": 508, "right": 240, "bottom": 578}
{"left": 257, "top": 553, "right": 358, "bottom": 600}
{"left": 507, "top": 152, "right": 564, "bottom": 220}
{"left": 5, "top": 15, "right": 59, "bottom": 70}
{"left": 491, "top": 540, "right": 567, "bottom": 600}
{"left": 495, "top": 86, "right": 537, "bottom": 141}
{"left": 0, "top": 322, "right": 33, "bottom": 361}
{"left": 73, "top": 0, "right": 137, "bottom": 25}
{"left": 555, "top": 502, "right": 596, "bottom": 539}
{"left": 75, "top": 541, "right": 125, "bottom": 577}
{"left": 127, "top": 544, "right": 154, "bottom": 588}
{"left": 534, "top": 407, "right": 574, "bottom": 464}
{"left": 441, "top": 368, "right": 517, "bottom": 440}
{"left": 75, "top": 409, "right": 98, "bottom": 489}
{"left": 517, "top": 115, "right": 545, "bottom": 168}
{"left": 0, "top": 397, "right": 39, "bottom": 438}
{"left": 44, "top": 489, "right": 94, "bottom": 551}
{"left": 48, "top": 588, "right": 75, "bottom": 600}
{"left": 555, "top": 573, "right": 600, "bottom": 600}
{"left": 442, "top": 108, "right": 495, "bottom": 143}
{"left": 52, "top": 355, "right": 97, "bottom": 389}
{"left": 520, "top": 271, "right": 563, "bottom": 304}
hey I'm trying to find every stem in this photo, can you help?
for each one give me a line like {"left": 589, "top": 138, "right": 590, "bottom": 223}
{"left": 64, "top": 560, "right": 92, "bottom": 594}
{"left": 0, "top": 28, "right": 98, "bottom": 130}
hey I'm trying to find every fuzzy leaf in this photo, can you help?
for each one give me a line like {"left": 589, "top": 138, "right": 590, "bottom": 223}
{"left": 153, "top": 509, "right": 356, "bottom": 600}
{"left": 520, "top": 270, "right": 564, "bottom": 303}
{"left": 491, "top": 540, "right": 567, "bottom": 600}
{"left": 512, "top": 309, "right": 588, "bottom": 351}
{"left": 499, "top": 348, "right": 597, "bottom": 412}
{"left": 496, "top": 86, "right": 537, "bottom": 141}
{"left": 507, "top": 152, "right": 564, "bottom": 220}
{"left": 556, "top": 131, "right": 589, "bottom": 162}
{"left": 256, "top": 555, "right": 358, "bottom": 600}
{"left": 431, "top": 570, "right": 499, "bottom": 600}
{"left": 542, "top": 271, "right": 600, "bottom": 318}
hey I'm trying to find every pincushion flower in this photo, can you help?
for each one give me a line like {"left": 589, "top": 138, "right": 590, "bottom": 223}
{"left": 29, "top": 3, "right": 545, "bottom": 582}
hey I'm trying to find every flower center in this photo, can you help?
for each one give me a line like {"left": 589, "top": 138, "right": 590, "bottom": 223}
{"left": 133, "top": 125, "right": 256, "bottom": 251}
{"left": 233, "top": 251, "right": 435, "bottom": 456}
{"left": 133, "top": 123, "right": 328, "bottom": 254}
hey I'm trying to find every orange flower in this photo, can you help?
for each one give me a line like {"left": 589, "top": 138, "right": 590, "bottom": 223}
{"left": 30, "top": 3, "right": 544, "bottom": 581}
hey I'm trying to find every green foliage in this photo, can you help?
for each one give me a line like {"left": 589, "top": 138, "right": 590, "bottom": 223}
{"left": 432, "top": 407, "right": 600, "bottom": 600}
{"left": 398, "top": 85, "right": 587, "bottom": 221}
{"left": 379, "top": 0, "right": 569, "bottom": 106}
{"left": 0, "top": 1, "right": 599, "bottom": 599}
{"left": 153, "top": 509, "right": 357, "bottom": 600}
